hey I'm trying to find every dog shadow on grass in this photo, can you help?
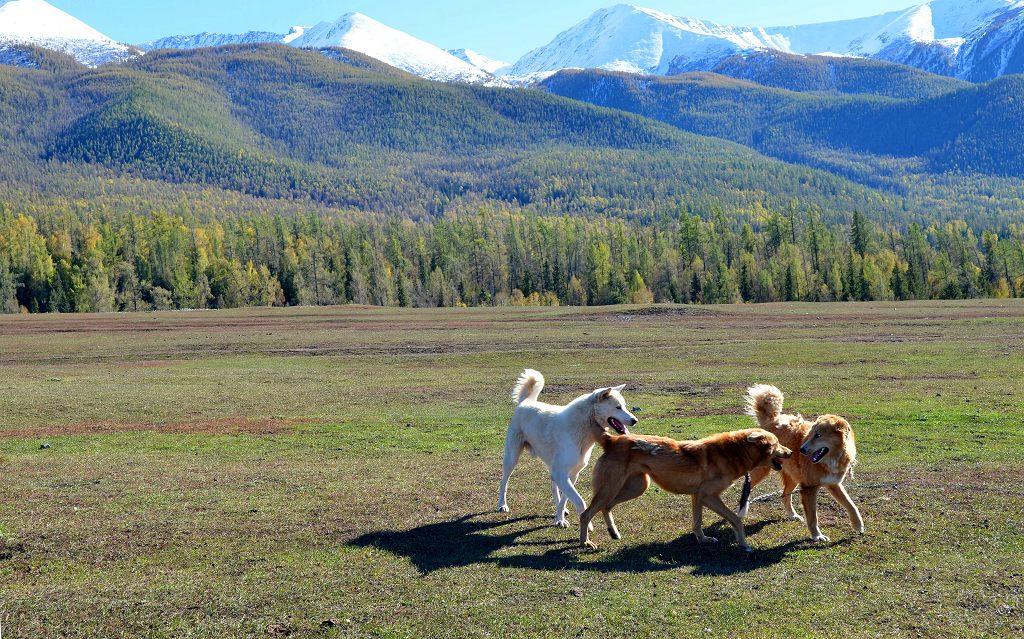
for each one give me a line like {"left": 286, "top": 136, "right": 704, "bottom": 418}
{"left": 348, "top": 513, "right": 844, "bottom": 576}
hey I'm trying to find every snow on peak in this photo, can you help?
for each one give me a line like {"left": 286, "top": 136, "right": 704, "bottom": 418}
{"left": 0, "top": 0, "right": 109, "bottom": 41}
{"left": 281, "top": 26, "right": 307, "bottom": 44}
{"left": 140, "top": 31, "right": 285, "bottom": 52}
{"left": 289, "top": 12, "right": 494, "bottom": 83}
{"left": 506, "top": 1, "right": 1024, "bottom": 80}
{"left": 0, "top": 0, "right": 135, "bottom": 66}
{"left": 505, "top": 3, "right": 765, "bottom": 77}
{"left": 447, "top": 48, "right": 508, "bottom": 74}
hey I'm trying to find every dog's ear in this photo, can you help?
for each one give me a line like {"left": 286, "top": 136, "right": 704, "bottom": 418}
{"left": 595, "top": 387, "right": 611, "bottom": 400}
{"left": 612, "top": 384, "right": 626, "bottom": 393}
{"left": 746, "top": 431, "right": 767, "bottom": 443}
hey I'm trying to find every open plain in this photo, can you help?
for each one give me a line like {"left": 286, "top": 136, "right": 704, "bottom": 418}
{"left": 0, "top": 301, "right": 1022, "bottom": 637}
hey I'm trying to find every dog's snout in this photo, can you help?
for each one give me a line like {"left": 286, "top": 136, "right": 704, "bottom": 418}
{"left": 629, "top": 417, "right": 638, "bottom": 426}
{"left": 799, "top": 446, "right": 809, "bottom": 455}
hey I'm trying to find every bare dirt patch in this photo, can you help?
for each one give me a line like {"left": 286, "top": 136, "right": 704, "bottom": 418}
{"left": 612, "top": 306, "right": 719, "bottom": 320}
{"left": 0, "top": 417, "right": 301, "bottom": 439}
{"left": 874, "top": 372, "right": 980, "bottom": 381}
{"left": 655, "top": 404, "right": 735, "bottom": 419}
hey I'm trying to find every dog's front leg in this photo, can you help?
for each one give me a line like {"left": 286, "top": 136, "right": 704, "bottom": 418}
{"left": 572, "top": 465, "right": 593, "bottom": 532}
{"left": 691, "top": 494, "right": 717, "bottom": 544}
{"left": 550, "top": 481, "right": 569, "bottom": 527}
{"left": 800, "top": 485, "right": 829, "bottom": 542}
{"left": 827, "top": 483, "right": 864, "bottom": 533}
{"left": 553, "top": 471, "right": 588, "bottom": 527}
{"left": 702, "top": 493, "right": 752, "bottom": 552}
{"left": 579, "top": 502, "right": 599, "bottom": 549}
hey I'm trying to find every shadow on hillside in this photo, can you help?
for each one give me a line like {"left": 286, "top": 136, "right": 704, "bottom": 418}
{"left": 348, "top": 512, "right": 836, "bottom": 576}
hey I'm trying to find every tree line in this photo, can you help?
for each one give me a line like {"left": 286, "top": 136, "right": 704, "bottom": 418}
{"left": 1, "top": 207, "right": 1022, "bottom": 313}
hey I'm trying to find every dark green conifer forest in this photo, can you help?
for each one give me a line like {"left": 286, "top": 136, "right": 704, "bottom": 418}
{"left": 1, "top": 44, "right": 1023, "bottom": 311}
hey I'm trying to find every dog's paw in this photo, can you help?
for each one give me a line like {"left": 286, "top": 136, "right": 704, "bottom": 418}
{"left": 788, "top": 513, "right": 805, "bottom": 523}
{"left": 811, "top": 533, "right": 831, "bottom": 543}
{"left": 740, "top": 545, "right": 754, "bottom": 554}
{"left": 737, "top": 507, "right": 749, "bottom": 519}
{"left": 697, "top": 535, "right": 719, "bottom": 544}
{"left": 608, "top": 528, "right": 621, "bottom": 540}
{"left": 581, "top": 540, "right": 598, "bottom": 551}
{"left": 854, "top": 524, "right": 865, "bottom": 534}
{"left": 497, "top": 504, "right": 510, "bottom": 513}
{"left": 554, "top": 518, "right": 570, "bottom": 528}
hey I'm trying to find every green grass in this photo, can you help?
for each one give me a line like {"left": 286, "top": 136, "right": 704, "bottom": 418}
{"left": 0, "top": 301, "right": 1022, "bottom": 637}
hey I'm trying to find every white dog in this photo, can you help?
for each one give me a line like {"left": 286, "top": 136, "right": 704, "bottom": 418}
{"left": 497, "top": 369, "right": 638, "bottom": 527}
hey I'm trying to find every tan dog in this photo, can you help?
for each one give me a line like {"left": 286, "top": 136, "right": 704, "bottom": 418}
{"left": 580, "top": 428, "right": 792, "bottom": 552}
{"left": 741, "top": 384, "right": 864, "bottom": 542}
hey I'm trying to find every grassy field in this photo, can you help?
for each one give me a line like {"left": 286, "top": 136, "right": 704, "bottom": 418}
{"left": 0, "top": 301, "right": 1022, "bottom": 638}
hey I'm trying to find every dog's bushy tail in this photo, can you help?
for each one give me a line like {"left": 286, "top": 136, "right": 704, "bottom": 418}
{"left": 744, "top": 384, "right": 784, "bottom": 427}
{"left": 512, "top": 369, "right": 545, "bottom": 404}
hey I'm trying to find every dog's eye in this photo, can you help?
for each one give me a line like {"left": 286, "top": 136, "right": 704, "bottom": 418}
{"left": 813, "top": 433, "right": 820, "bottom": 439}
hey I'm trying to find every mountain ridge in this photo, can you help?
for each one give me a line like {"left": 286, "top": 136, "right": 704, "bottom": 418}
{"left": 504, "top": 1, "right": 1024, "bottom": 81}
{"left": 139, "top": 12, "right": 501, "bottom": 84}
{"left": 0, "top": 0, "right": 135, "bottom": 66}
{"left": 7, "top": 2, "right": 1024, "bottom": 84}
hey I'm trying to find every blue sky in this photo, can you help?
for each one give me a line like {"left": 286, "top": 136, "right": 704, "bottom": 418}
{"left": 57, "top": 0, "right": 920, "bottom": 61}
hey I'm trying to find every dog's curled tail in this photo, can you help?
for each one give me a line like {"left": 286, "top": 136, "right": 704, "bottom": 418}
{"left": 512, "top": 369, "right": 545, "bottom": 405}
{"left": 744, "top": 384, "right": 784, "bottom": 426}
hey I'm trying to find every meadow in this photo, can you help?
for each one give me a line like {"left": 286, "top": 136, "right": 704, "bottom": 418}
{"left": 0, "top": 301, "right": 1022, "bottom": 638}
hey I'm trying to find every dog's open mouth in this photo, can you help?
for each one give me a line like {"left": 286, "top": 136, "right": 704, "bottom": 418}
{"left": 607, "top": 417, "right": 629, "bottom": 435}
{"left": 807, "top": 447, "right": 829, "bottom": 463}
{"left": 772, "top": 458, "right": 784, "bottom": 471}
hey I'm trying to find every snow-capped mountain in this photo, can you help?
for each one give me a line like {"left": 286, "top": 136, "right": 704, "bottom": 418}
{"left": 290, "top": 12, "right": 493, "bottom": 82}
{"left": 140, "top": 30, "right": 287, "bottom": 52}
{"left": 447, "top": 48, "right": 508, "bottom": 74}
{"left": 762, "top": 0, "right": 1024, "bottom": 79}
{"left": 139, "top": 26, "right": 309, "bottom": 52}
{"left": 506, "top": 5, "right": 768, "bottom": 78}
{"left": 141, "top": 13, "right": 497, "bottom": 84}
{"left": 288, "top": 13, "right": 493, "bottom": 83}
{"left": 504, "top": 1, "right": 1024, "bottom": 81}
{"left": 0, "top": 0, "right": 135, "bottom": 67}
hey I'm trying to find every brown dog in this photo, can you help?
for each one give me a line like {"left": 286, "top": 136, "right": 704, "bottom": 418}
{"left": 580, "top": 428, "right": 792, "bottom": 552}
{"left": 741, "top": 384, "right": 864, "bottom": 542}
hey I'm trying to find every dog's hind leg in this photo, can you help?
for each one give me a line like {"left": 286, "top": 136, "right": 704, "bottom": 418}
{"left": 497, "top": 429, "right": 525, "bottom": 513}
{"left": 781, "top": 472, "right": 804, "bottom": 522}
{"left": 827, "top": 483, "right": 864, "bottom": 533}
{"left": 602, "top": 473, "right": 649, "bottom": 540}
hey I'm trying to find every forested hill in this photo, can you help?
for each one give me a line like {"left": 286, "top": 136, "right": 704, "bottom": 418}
{"left": 540, "top": 66, "right": 1024, "bottom": 225}
{"left": 0, "top": 43, "right": 902, "bottom": 224}
{"left": 1, "top": 44, "right": 1024, "bottom": 313}
{"left": 708, "top": 52, "right": 971, "bottom": 100}
{"left": 541, "top": 66, "right": 1024, "bottom": 176}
